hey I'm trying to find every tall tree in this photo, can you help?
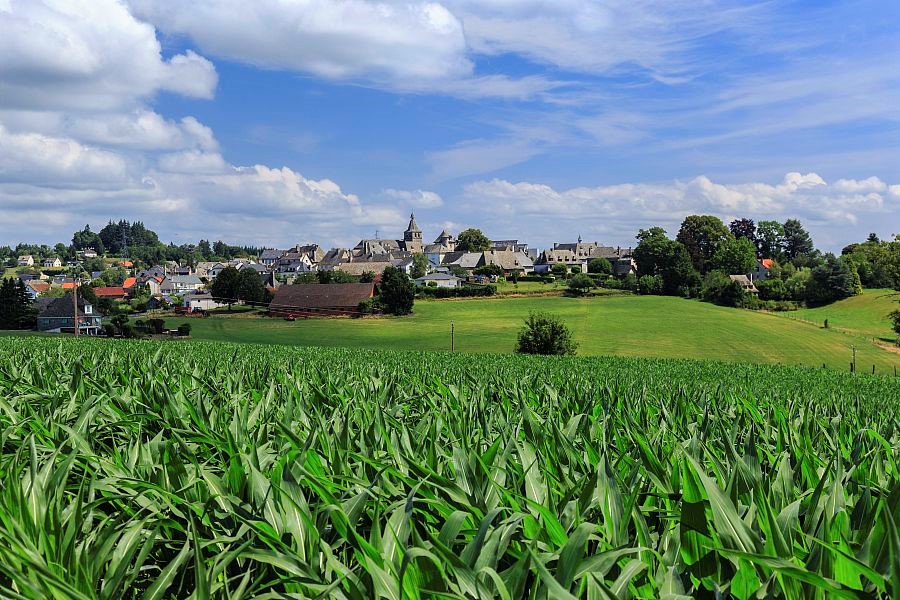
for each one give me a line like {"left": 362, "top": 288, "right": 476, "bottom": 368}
{"left": 210, "top": 266, "right": 241, "bottom": 309}
{"left": 782, "top": 219, "right": 815, "bottom": 263}
{"left": 0, "top": 278, "right": 36, "bottom": 329}
{"left": 729, "top": 218, "right": 757, "bottom": 246}
{"left": 676, "top": 215, "right": 733, "bottom": 274}
{"left": 410, "top": 253, "right": 429, "bottom": 279}
{"left": 712, "top": 237, "right": 758, "bottom": 275}
{"left": 456, "top": 228, "right": 490, "bottom": 252}
{"left": 236, "top": 268, "right": 266, "bottom": 304}
{"left": 378, "top": 266, "right": 414, "bottom": 315}
{"left": 806, "top": 254, "right": 855, "bottom": 305}
{"left": 756, "top": 220, "right": 785, "bottom": 259}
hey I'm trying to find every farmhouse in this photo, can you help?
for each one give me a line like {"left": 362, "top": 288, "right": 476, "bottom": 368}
{"left": 729, "top": 275, "right": 759, "bottom": 294}
{"left": 17, "top": 255, "right": 34, "bottom": 267}
{"left": 36, "top": 293, "right": 103, "bottom": 335}
{"left": 268, "top": 283, "right": 375, "bottom": 317}
{"left": 183, "top": 291, "right": 225, "bottom": 311}
{"left": 751, "top": 259, "right": 775, "bottom": 281}
{"left": 481, "top": 250, "right": 534, "bottom": 274}
{"left": 42, "top": 256, "right": 62, "bottom": 268}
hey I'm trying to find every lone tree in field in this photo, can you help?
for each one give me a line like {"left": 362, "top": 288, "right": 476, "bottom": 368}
{"left": 516, "top": 312, "right": 577, "bottom": 356}
{"left": 456, "top": 228, "right": 490, "bottom": 252}
{"left": 379, "top": 266, "right": 415, "bottom": 315}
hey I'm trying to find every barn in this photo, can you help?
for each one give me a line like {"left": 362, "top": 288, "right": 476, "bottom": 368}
{"left": 268, "top": 283, "right": 375, "bottom": 317}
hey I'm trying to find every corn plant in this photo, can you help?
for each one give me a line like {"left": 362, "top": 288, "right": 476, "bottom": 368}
{"left": 0, "top": 337, "right": 898, "bottom": 598}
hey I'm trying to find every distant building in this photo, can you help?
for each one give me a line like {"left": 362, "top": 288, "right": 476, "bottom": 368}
{"left": 42, "top": 256, "right": 62, "bottom": 268}
{"left": 160, "top": 275, "right": 203, "bottom": 294}
{"left": 729, "top": 274, "right": 759, "bottom": 294}
{"left": 93, "top": 286, "right": 129, "bottom": 300}
{"left": 17, "top": 255, "right": 34, "bottom": 267}
{"left": 751, "top": 259, "right": 775, "bottom": 281}
{"left": 415, "top": 273, "right": 462, "bottom": 288}
{"left": 36, "top": 293, "right": 102, "bottom": 335}
{"left": 268, "top": 283, "right": 375, "bottom": 317}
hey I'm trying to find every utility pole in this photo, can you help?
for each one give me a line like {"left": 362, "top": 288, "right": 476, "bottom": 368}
{"left": 851, "top": 345, "right": 857, "bottom": 373}
{"left": 451, "top": 321, "right": 455, "bottom": 353}
{"left": 72, "top": 279, "right": 79, "bottom": 338}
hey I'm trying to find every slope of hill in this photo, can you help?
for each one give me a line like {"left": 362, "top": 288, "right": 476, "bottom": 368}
{"left": 157, "top": 294, "right": 899, "bottom": 372}
{"left": 784, "top": 288, "right": 899, "bottom": 339}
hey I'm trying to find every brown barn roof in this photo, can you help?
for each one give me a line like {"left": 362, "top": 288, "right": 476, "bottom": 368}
{"left": 269, "top": 283, "right": 374, "bottom": 312}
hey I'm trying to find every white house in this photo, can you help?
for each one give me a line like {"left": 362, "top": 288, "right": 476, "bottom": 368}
{"left": 183, "top": 292, "right": 225, "bottom": 311}
{"left": 751, "top": 259, "right": 775, "bottom": 281}
{"left": 17, "top": 255, "right": 34, "bottom": 267}
{"left": 160, "top": 275, "right": 204, "bottom": 294}
{"left": 415, "top": 273, "right": 463, "bottom": 288}
{"left": 42, "top": 257, "right": 62, "bottom": 268}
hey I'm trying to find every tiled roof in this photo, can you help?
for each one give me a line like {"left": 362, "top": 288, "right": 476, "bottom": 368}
{"left": 122, "top": 277, "right": 137, "bottom": 288}
{"left": 269, "top": 283, "right": 375, "bottom": 311}
{"left": 94, "top": 286, "right": 127, "bottom": 297}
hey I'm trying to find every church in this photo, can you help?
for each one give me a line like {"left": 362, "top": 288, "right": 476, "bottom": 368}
{"left": 351, "top": 213, "right": 426, "bottom": 257}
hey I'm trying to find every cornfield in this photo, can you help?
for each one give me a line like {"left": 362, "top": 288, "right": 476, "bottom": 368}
{"left": 1, "top": 337, "right": 899, "bottom": 599}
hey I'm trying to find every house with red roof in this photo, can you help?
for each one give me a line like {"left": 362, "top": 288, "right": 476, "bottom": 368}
{"left": 93, "top": 286, "right": 128, "bottom": 300}
{"left": 751, "top": 259, "right": 776, "bottom": 281}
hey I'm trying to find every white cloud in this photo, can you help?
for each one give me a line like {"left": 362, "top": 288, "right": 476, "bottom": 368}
{"left": 0, "top": 0, "right": 216, "bottom": 112}
{"left": 381, "top": 188, "right": 444, "bottom": 208}
{"left": 128, "top": 0, "right": 470, "bottom": 83}
{"left": 0, "top": 124, "right": 128, "bottom": 184}
{"left": 464, "top": 172, "right": 899, "bottom": 245}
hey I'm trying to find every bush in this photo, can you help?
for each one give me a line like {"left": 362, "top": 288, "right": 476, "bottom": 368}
{"left": 516, "top": 312, "right": 577, "bottom": 356}
{"left": 379, "top": 266, "right": 415, "bottom": 315}
{"left": 177, "top": 323, "right": 192, "bottom": 337}
{"left": 102, "top": 323, "right": 117, "bottom": 337}
{"left": 700, "top": 271, "right": 747, "bottom": 307}
{"left": 473, "top": 264, "right": 503, "bottom": 278}
{"left": 637, "top": 275, "right": 663, "bottom": 295}
{"left": 567, "top": 273, "right": 596, "bottom": 295}
{"left": 357, "top": 297, "right": 383, "bottom": 315}
{"left": 517, "top": 275, "right": 553, "bottom": 283}
{"left": 588, "top": 257, "right": 612, "bottom": 275}
{"left": 570, "top": 266, "right": 582, "bottom": 274}
{"left": 417, "top": 285, "right": 496, "bottom": 298}
{"left": 756, "top": 277, "right": 787, "bottom": 301}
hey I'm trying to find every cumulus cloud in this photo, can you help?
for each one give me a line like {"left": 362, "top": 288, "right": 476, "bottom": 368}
{"left": 0, "top": 0, "right": 217, "bottom": 112}
{"left": 464, "top": 172, "right": 900, "bottom": 245}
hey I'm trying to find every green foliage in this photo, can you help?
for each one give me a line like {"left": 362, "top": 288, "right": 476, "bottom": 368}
{"left": 411, "top": 253, "right": 430, "bottom": 279}
{"left": 359, "top": 270, "right": 376, "bottom": 283}
{"left": 210, "top": 266, "right": 241, "bottom": 306}
{"left": 890, "top": 309, "right": 900, "bottom": 337}
{"left": 676, "top": 215, "right": 733, "bottom": 273}
{"left": 700, "top": 271, "right": 748, "bottom": 307}
{"left": 712, "top": 237, "right": 758, "bottom": 275}
{"left": 318, "top": 269, "right": 355, "bottom": 284}
{"left": 0, "top": 278, "right": 37, "bottom": 329}
{"left": 378, "top": 266, "right": 414, "bottom": 315}
{"left": 756, "top": 220, "right": 785, "bottom": 260}
{"left": 456, "top": 228, "right": 490, "bottom": 252}
{"left": 236, "top": 267, "right": 266, "bottom": 304}
{"left": 566, "top": 273, "right": 596, "bottom": 295}
{"left": 807, "top": 254, "right": 856, "bottom": 305}
{"left": 3, "top": 337, "right": 899, "bottom": 597}
{"left": 637, "top": 274, "right": 663, "bottom": 295}
{"left": 177, "top": 322, "right": 192, "bottom": 336}
{"left": 587, "top": 257, "right": 612, "bottom": 275}
{"left": 515, "top": 311, "right": 577, "bottom": 355}
{"left": 473, "top": 263, "right": 503, "bottom": 277}
{"left": 728, "top": 218, "right": 756, "bottom": 245}
{"left": 756, "top": 277, "right": 787, "bottom": 301}
{"left": 783, "top": 218, "right": 815, "bottom": 263}
{"left": 551, "top": 263, "right": 568, "bottom": 278}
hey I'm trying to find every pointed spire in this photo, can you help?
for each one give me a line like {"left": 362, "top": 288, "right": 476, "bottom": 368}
{"left": 406, "top": 212, "right": 421, "bottom": 233}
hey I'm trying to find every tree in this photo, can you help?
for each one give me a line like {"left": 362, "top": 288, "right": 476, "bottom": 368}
{"left": 756, "top": 220, "right": 785, "bottom": 260}
{"left": 587, "top": 257, "right": 612, "bottom": 275}
{"left": 806, "top": 254, "right": 855, "bottom": 305}
{"left": 567, "top": 273, "right": 596, "bottom": 295}
{"left": 236, "top": 268, "right": 266, "bottom": 304}
{"left": 72, "top": 225, "right": 104, "bottom": 254}
{"left": 474, "top": 264, "right": 503, "bottom": 278}
{"left": 633, "top": 228, "right": 670, "bottom": 276}
{"left": 456, "top": 228, "right": 490, "bottom": 252}
{"left": 516, "top": 312, "right": 577, "bottom": 356}
{"left": 756, "top": 277, "right": 787, "bottom": 301}
{"left": 890, "top": 309, "right": 900, "bottom": 340}
{"left": 712, "top": 237, "right": 757, "bottom": 275}
{"left": 0, "top": 278, "right": 37, "bottom": 329}
{"left": 637, "top": 275, "right": 663, "bottom": 295}
{"left": 729, "top": 218, "right": 757, "bottom": 245}
{"left": 633, "top": 229, "right": 699, "bottom": 296}
{"left": 379, "top": 266, "right": 414, "bottom": 315}
{"left": 676, "top": 215, "right": 733, "bottom": 274}
{"left": 410, "top": 253, "right": 429, "bottom": 279}
{"left": 782, "top": 219, "right": 815, "bottom": 263}
{"left": 359, "top": 271, "right": 376, "bottom": 283}
{"left": 551, "top": 263, "right": 568, "bottom": 279}
{"left": 700, "top": 271, "right": 747, "bottom": 307}
{"left": 210, "top": 266, "right": 241, "bottom": 308}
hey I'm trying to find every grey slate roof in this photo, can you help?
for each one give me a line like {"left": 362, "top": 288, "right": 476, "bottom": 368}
{"left": 37, "top": 294, "right": 92, "bottom": 318}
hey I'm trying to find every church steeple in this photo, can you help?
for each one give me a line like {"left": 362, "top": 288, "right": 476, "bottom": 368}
{"left": 404, "top": 213, "right": 422, "bottom": 242}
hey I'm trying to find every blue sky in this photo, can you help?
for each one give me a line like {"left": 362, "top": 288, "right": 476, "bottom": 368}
{"left": 1, "top": 0, "right": 898, "bottom": 251}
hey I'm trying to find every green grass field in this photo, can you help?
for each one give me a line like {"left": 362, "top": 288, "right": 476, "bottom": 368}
{"left": 784, "top": 288, "right": 899, "bottom": 339}
{"left": 157, "top": 294, "right": 899, "bottom": 372}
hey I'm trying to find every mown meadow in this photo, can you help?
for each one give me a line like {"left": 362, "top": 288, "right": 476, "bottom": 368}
{"left": 1, "top": 337, "right": 899, "bottom": 598}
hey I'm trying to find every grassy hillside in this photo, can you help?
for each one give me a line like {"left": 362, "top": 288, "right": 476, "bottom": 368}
{"left": 783, "top": 288, "right": 899, "bottom": 339}
{"left": 158, "top": 294, "right": 899, "bottom": 372}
